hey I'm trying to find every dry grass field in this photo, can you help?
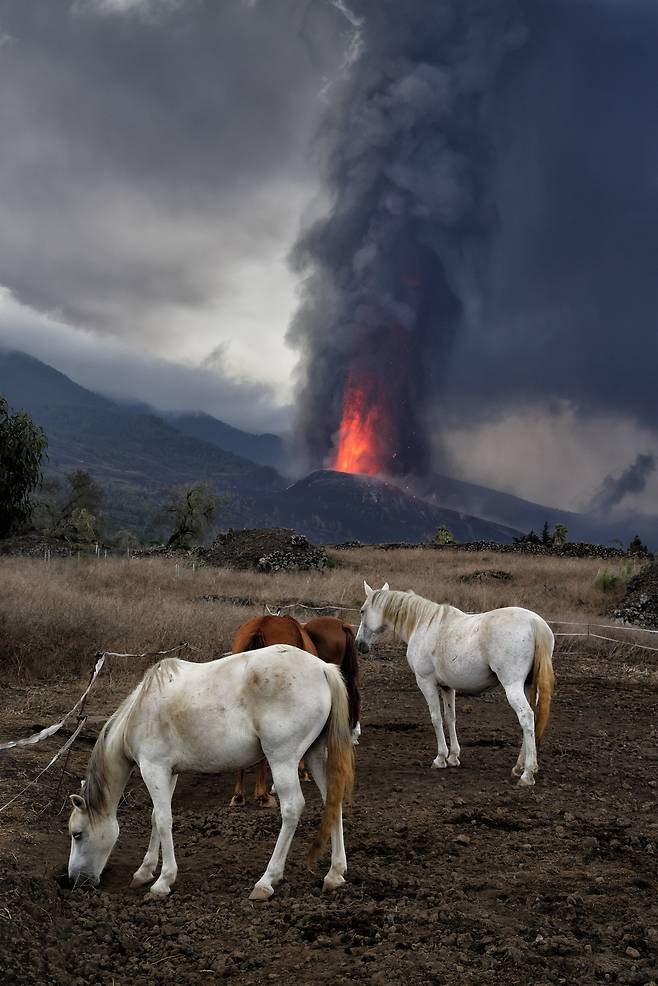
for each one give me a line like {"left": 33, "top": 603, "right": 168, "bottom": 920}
{"left": 1, "top": 548, "right": 657, "bottom": 986}
{"left": 0, "top": 547, "right": 634, "bottom": 683}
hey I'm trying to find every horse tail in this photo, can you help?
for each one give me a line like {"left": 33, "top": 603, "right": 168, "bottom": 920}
{"left": 530, "top": 618, "right": 556, "bottom": 743}
{"left": 340, "top": 625, "right": 361, "bottom": 730}
{"left": 307, "top": 664, "right": 354, "bottom": 868}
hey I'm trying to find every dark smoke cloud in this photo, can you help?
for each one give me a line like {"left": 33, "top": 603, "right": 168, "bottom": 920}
{"left": 289, "top": 0, "right": 526, "bottom": 474}
{"left": 589, "top": 453, "right": 656, "bottom": 515}
{"left": 290, "top": 0, "right": 658, "bottom": 477}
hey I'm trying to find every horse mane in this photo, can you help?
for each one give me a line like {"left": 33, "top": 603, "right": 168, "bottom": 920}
{"left": 83, "top": 658, "right": 179, "bottom": 818}
{"left": 374, "top": 589, "right": 443, "bottom": 639}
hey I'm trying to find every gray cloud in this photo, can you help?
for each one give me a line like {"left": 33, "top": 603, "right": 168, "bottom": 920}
{"left": 0, "top": 0, "right": 344, "bottom": 383}
{"left": 0, "top": 289, "right": 291, "bottom": 432}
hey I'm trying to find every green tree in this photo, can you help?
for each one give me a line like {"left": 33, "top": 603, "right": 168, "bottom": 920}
{"left": 629, "top": 534, "right": 648, "bottom": 556}
{"left": 30, "top": 476, "right": 62, "bottom": 536}
{"left": 58, "top": 470, "right": 104, "bottom": 541}
{"left": 514, "top": 529, "right": 541, "bottom": 545}
{"left": 113, "top": 529, "right": 141, "bottom": 550}
{"left": 0, "top": 396, "right": 48, "bottom": 537}
{"left": 160, "top": 483, "right": 221, "bottom": 548}
{"left": 553, "top": 523, "right": 568, "bottom": 546}
{"left": 541, "top": 521, "right": 552, "bottom": 546}
{"left": 434, "top": 524, "right": 457, "bottom": 546}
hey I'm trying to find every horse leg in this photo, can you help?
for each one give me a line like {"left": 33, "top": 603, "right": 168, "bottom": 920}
{"left": 351, "top": 722, "right": 361, "bottom": 746}
{"left": 255, "top": 759, "right": 277, "bottom": 808}
{"left": 131, "top": 774, "right": 178, "bottom": 887}
{"left": 304, "top": 740, "right": 347, "bottom": 892}
{"left": 229, "top": 769, "right": 246, "bottom": 808}
{"left": 440, "top": 687, "right": 461, "bottom": 767}
{"left": 139, "top": 762, "right": 178, "bottom": 897}
{"left": 415, "top": 673, "right": 449, "bottom": 769}
{"left": 502, "top": 681, "right": 538, "bottom": 787}
{"left": 249, "top": 761, "right": 305, "bottom": 901}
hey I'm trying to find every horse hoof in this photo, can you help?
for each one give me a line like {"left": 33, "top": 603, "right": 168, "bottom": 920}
{"left": 322, "top": 873, "right": 346, "bottom": 892}
{"left": 517, "top": 775, "right": 535, "bottom": 788}
{"left": 130, "top": 873, "right": 153, "bottom": 888}
{"left": 148, "top": 882, "right": 171, "bottom": 898}
{"left": 447, "top": 757, "right": 461, "bottom": 768}
{"left": 249, "top": 885, "right": 274, "bottom": 901}
{"left": 229, "top": 795, "right": 245, "bottom": 808}
{"left": 431, "top": 759, "right": 447, "bottom": 769}
{"left": 257, "top": 795, "right": 277, "bottom": 809}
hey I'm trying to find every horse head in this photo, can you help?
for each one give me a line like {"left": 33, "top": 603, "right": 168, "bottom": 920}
{"left": 355, "top": 580, "right": 389, "bottom": 654}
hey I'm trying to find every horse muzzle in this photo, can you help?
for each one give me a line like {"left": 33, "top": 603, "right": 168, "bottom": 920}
{"left": 68, "top": 869, "right": 100, "bottom": 889}
{"left": 357, "top": 639, "right": 370, "bottom": 655}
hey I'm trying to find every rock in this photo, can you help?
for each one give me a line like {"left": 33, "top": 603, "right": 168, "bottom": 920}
{"left": 201, "top": 528, "right": 329, "bottom": 573}
{"left": 459, "top": 569, "right": 513, "bottom": 583}
{"left": 614, "top": 564, "right": 658, "bottom": 629}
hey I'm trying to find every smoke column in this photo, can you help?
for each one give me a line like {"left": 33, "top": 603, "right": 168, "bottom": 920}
{"left": 288, "top": 0, "right": 525, "bottom": 475}
{"left": 590, "top": 454, "right": 656, "bottom": 514}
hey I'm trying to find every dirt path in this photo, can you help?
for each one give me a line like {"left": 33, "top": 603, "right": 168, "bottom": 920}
{"left": 1, "top": 643, "right": 657, "bottom": 985}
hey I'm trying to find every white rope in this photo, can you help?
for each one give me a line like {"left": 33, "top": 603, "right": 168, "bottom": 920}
{"left": 0, "top": 642, "right": 191, "bottom": 751}
{"left": 555, "top": 631, "right": 658, "bottom": 653}
{"left": 549, "top": 619, "right": 658, "bottom": 634}
{"left": 0, "top": 654, "right": 106, "bottom": 751}
{"left": 267, "top": 601, "right": 361, "bottom": 615}
{"left": 0, "top": 718, "right": 87, "bottom": 814}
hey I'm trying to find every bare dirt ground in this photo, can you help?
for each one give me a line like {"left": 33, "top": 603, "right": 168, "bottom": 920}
{"left": 1, "top": 635, "right": 657, "bottom": 986}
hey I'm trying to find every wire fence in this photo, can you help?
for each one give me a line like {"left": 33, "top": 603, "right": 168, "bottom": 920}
{"left": 2, "top": 605, "right": 657, "bottom": 813}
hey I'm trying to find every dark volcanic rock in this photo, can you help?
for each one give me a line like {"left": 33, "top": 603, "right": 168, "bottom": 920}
{"left": 613, "top": 563, "right": 658, "bottom": 628}
{"left": 459, "top": 569, "right": 513, "bottom": 583}
{"left": 202, "top": 528, "right": 328, "bottom": 573}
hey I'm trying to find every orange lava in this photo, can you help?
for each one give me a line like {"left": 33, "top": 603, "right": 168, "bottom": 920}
{"left": 332, "top": 372, "right": 386, "bottom": 475}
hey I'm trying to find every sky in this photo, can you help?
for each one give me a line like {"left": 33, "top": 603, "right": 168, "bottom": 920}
{"left": 1, "top": 0, "right": 657, "bottom": 512}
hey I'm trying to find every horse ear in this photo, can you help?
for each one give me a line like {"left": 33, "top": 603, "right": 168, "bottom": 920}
{"left": 69, "top": 794, "right": 86, "bottom": 812}
{"left": 363, "top": 580, "right": 373, "bottom": 598}
{"left": 382, "top": 582, "right": 389, "bottom": 592}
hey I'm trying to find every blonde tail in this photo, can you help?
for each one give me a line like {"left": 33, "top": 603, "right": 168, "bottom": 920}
{"left": 531, "top": 618, "right": 556, "bottom": 743}
{"left": 307, "top": 664, "right": 354, "bottom": 867}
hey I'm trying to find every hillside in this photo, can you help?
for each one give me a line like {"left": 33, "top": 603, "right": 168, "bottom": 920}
{"left": 245, "top": 470, "right": 521, "bottom": 544}
{"left": 0, "top": 350, "right": 283, "bottom": 533}
{"left": 408, "top": 473, "right": 658, "bottom": 548}
{"left": 168, "top": 412, "right": 284, "bottom": 469}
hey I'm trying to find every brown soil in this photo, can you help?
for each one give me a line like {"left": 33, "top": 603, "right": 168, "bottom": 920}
{"left": 1, "top": 641, "right": 657, "bottom": 986}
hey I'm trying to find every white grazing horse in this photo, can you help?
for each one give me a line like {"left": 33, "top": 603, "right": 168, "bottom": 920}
{"left": 67, "top": 645, "right": 354, "bottom": 899}
{"left": 356, "top": 583, "right": 555, "bottom": 786}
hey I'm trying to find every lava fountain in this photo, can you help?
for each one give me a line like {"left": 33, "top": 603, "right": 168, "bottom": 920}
{"left": 331, "top": 371, "right": 390, "bottom": 475}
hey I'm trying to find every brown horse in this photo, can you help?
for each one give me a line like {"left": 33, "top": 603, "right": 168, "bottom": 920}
{"left": 229, "top": 615, "right": 318, "bottom": 808}
{"left": 229, "top": 613, "right": 361, "bottom": 807}
{"left": 304, "top": 616, "right": 361, "bottom": 733}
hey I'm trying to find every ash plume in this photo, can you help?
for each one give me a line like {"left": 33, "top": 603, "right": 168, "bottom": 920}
{"left": 288, "top": 0, "right": 525, "bottom": 475}
{"left": 589, "top": 454, "right": 656, "bottom": 515}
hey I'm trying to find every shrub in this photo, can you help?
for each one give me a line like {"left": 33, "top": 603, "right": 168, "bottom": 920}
{"left": 594, "top": 561, "right": 637, "bottom": 592}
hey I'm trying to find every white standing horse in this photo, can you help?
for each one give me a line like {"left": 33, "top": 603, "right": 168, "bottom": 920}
{"left": 67, "top": 645, "right": 354, "bottom": 900}
{"left": 356, "top": 583, "right": 555, "bottom": 786}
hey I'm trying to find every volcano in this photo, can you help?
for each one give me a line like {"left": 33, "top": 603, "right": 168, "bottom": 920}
{"left": 248, "top": 470, "right": 521, "bottom": 545}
